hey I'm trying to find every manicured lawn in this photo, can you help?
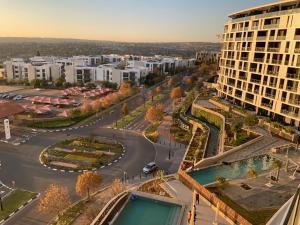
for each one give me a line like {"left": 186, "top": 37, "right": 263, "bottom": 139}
{"left": 145, "top": 123, "right": 160, "bottom": 143}
{"left": 0, "top": 189, "right": 38, "bottom": 221}
{"left": 64, "top": 154, "right": 98, "bottom": 163}
{"left": 209, "top": 187, "right": 278, "bottom": 225}
{"left": 53, "top": 201, "right": 85, "bottom": 225}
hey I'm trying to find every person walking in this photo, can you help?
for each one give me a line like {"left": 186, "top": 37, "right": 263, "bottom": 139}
{"left": 196, "top": 193, "right": 200, "bottom": 204}
{"left": 187, "top": 210, "right": 191, "bottom": 223}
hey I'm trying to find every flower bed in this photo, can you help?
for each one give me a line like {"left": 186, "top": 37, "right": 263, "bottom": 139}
{"left": 41, "top": 137, "right": 123, "bottom": 171}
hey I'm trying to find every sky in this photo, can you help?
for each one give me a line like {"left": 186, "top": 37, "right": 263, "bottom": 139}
{"left": 0, "top": 0, "right": 274, "bottom": 42}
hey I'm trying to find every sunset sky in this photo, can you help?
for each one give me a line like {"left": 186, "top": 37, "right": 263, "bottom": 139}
{"left": 0, "top": 0, "right": 273, "bottom": 42}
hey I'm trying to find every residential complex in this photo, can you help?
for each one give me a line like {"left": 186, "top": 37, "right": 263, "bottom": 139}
{"left": 4, "top": 54, "right": 196, "bottom": 86}
{"left": 195, "top": 51, "right": 220, "bottom": 64}
{"left": 217, "top": 0, "right": 300, "bottom": 129}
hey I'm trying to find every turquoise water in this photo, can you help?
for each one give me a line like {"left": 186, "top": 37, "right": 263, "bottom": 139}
{"left": 189, "top": 155, "right": 276, "bottom": 185}
{"left": 113, "top": 195, "right": 181, "bottom": 225}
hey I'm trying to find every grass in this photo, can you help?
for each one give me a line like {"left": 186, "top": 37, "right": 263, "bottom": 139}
{"left": 145, "top": 123, "right": 160, "bottom": 143}
{"left": 64, "top": 154, "right": 98, "bottom": 163}
{"left": 53, "top": 201, "right": 86, "bottom": 225}
{"left": 0, "top": 189, "right": 38, "bottom": 221}
{"left": 114, "top": 94, "right": 164, "bottom": 129}
{"left": 209, "top": 187, "right": 278, "bottom": 225}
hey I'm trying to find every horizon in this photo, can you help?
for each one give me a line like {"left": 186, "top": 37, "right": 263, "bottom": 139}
{"left": 0, "top": 0, "right": 273, "bottom": 42}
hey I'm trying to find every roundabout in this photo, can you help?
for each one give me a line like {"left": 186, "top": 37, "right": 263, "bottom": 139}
{"left": 39, "top": 136, "right": 126, "bottom": 173}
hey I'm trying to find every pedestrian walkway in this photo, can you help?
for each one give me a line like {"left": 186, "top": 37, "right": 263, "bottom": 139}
{"left": 162, "top": 179, "right": 229, "bottom": 225}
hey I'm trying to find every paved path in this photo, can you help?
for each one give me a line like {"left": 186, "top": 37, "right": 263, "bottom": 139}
{"left": 163, "top": 179, "right": 229, "bottom": 225}
{"left": 220, "top": 126, "right": 290, "bottom": 162}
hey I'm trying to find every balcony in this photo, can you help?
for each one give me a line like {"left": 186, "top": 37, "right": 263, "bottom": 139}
{"left": 227, "top": 47, "right": 234, "bottom": 50}
{"left": 245, "top": 97, "right": 254, "bottom": 103}
{"left": 265, "top": 93, "right": 276, "bottom": 99}
{"left": 269, "top": 82, "right": 277, "bottom": 88}
{"left": 277, "top": 36, "right": 286, "bottom": 40}
{"left": 294, "top": 49, "right": 300, "bottom": 53}
{"left": 247, "top": 37, "right": 253, "bottom": 41}
{"left": 267, "top": 70, "right": 279, "bottom": 76}
{"left": 240, "top": 57, "right": 248, "bottom": 61}
{"left": 263, "top": 24, "right": 279, "bottom": 29}
{"left": 281, "top": 109, "right": 299, "bottom": 118}
{"left": 251, "top": 79, "right": 261, "bottom": 84}
{"left": 287, "top": 73, "right": 300, "bottom": 80}
{"left": 255, "top": 47, "right": 265, "bottom": 52}
{"left": 239, "top": 76, "right": 247, "bottom": 81}
{"left": 268, "top": 47, "right": 280, "bottom": 52}
{"left": 294, "top": 35, "right": 300, "bottom": 40}
{"left": 236, "top": 37, "right": 242, "bottom": 41}
{"left": 252, "top": 26, "right": 259, "bottom": 30}
{"left": 286, "top": 86, "right": 298, "bottom": 92}
{"left": 254, "top": 58, "right": 264, "bottom": 63}
{"left": 257, "top": 36, "right": 267, "bottom": 41}
{"left": 250, "top": 67, "right": 257, "bottom": 72}
{"left": 272, "top": 59, "right": 282, "bottom": 65}
{"left": 235, "top": 94, "right": 242, "bottom": 98}
{"left": 254, "top": 89, "right": 260, "bottom": 94}
{"left": 261, "top": 103, "right": 272, "bottom": 109}
{"left": 289, "top": 99, "right": 300, "bottom": 106}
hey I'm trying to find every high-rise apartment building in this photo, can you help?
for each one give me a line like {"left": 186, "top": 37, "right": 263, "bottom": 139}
{"left": 217, "top": 0, "right": 300, "bottom": 128}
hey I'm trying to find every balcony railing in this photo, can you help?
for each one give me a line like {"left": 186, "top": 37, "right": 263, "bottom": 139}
{"left": 255, "top": 47, "right": 265, "bottom": 51}
{"left": 267, "top": 70, "right": 279, "bottom": 76}
{"left": 294, "top": 35, "right": 300, "bottom": 40}
{"left": 240, "top": 57, "right": 248, "bottom": 61}
{"left": 265, "top": 93, "right": 276, "bottom": 99}
{"left": 272, "top": 59, "right": 282, "bottom": 64}
{"left": 269, "top": 83, "right": 277, "bottom": 87}
{"left": 261, "top": 103, "right": 272, "bottom": 109}
{"left": 288, "top": 99, "right": 300, "bottom": 106}
{"left": 239, "top": 76, "right": 247, "bottom": 80}
{"left": 286, "top": 86, "right": 298, "bottom": 92}
{"left": 251, "top": 79, "right": 261, "bottom": 84}
{"left": 251, "top": 26, "right": 259, "bottom": 30}
{"left": 247, "top": 37, "right": 253, "bottom": 41}
{"left": 294, "top": 49, "right": 300, "bottom": 53}
{"left": 277, "top": 36, "right": 286, "bottom": 40}
{"left": 281, "top": 109, "right": 299, "bottom": 118}
{"left": 236, "top": 37, "right": 242, "bottom": 41}
{"left": 263, "top": 24, "right": 279, "bottom": 29}
{"left": 254, "top": 58, "right": 264, "bottom": 63}
{"left": 268, "top": 47, "right": 280, "bottom": 52}
{"left": 256, "top": 36, "right": 267, "bottom": 40}
{"left": 287, "top": 73, "right": 300, "bottom": 80}
{"left": 250, "top": 68, "right": 257, "bottom": 72}
{"left": 245, "top": 98, "right": 254, "bottom": 103}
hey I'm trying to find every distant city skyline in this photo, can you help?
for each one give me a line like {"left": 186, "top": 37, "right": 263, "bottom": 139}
{"left": 0, "top": 0, "right": 274, "bottom": 42}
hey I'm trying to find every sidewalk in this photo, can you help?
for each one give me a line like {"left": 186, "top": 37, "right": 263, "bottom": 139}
{"left": 162, "top": 179, "right": 229, "bottom": 225}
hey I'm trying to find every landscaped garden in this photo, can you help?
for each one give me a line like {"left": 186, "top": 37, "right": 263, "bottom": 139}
{"left": 41, "top": 136, "right": 123, "bottom": 171}
{"left": 0, "top": 189, "right": 38, "bottom": 221}
{"left": 170, "top": 125, "right": 192, "bottom": 145}
{"left": 114, "top": 94, "right": 165, "bottom": 129}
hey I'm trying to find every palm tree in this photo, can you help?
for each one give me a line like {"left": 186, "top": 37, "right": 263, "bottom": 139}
{"left": 247, "top": 167, "right": 258, "bottom": 178}
{"left": 272, "top": 160, "right": 282, "bottom": 182}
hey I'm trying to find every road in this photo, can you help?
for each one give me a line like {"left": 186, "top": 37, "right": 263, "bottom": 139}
{"left": 0, "top": 77, "right": 189, "bottom": 224}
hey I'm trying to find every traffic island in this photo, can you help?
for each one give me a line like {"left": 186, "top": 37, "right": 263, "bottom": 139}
{"left": 0, "top": 189, "right": 39, "bottom": 223}
{"left": 40, "top": 136, "right": 125, "bottom": 172}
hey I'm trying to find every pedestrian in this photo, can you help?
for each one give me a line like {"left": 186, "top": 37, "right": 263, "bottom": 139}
{"left": 187, "top": 210, "right": 191, "bottom": 223}
{"left": 194, "top": 210, "right": 197, "bottom": 223}
{"left": 196, "top": 193, "right": 200, "bottom": 205}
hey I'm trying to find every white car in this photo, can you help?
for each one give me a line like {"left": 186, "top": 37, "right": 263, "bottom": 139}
{"left": 142, "top": 162, "right": 158, "bottom": 174}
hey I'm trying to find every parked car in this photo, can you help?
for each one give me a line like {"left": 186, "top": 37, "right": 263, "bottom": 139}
{"left": 1, "top": 93, "right": 9, "bottom": 98}
{"left": 142, "top": 162, "right": 158, "bottom": 174}
{"left": 13, "top": 95, "right": 23, "bottom": 100}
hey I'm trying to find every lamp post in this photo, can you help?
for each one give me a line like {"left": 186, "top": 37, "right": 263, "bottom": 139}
{"left": 0, "top": 196, "right": 3, "bottom": 211}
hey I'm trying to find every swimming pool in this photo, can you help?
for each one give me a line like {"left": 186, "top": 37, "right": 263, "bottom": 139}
{"left": 113, "top": 195, "right": 182, "bottom": 225}
{"left": 189, "top": 154, "right": 276, "bottom": 185}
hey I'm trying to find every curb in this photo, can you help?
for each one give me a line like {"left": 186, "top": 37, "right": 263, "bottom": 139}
{"left": 39, "top": 141, "right": 126, "bottom": 174}
{"left": 0, "top": 192, "right": 40, "bottom": 225}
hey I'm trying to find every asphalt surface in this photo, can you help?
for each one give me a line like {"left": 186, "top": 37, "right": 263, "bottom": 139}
{"left": 0, "top": 78, "right": 189, "bottom": 224}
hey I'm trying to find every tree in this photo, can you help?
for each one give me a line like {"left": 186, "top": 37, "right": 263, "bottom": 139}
{"left": 76, "top": 172, "right": 102, "bottom": 200}
{"left": 247, "top": 167, "right": 258, "bottom": 178}
{"left": 155, "top": 170, "right": 165, "bottom": 189}
{"left": 170, "top": 87, "right": 182, "bottom": 101}
{"left": 121, "top": 103, "right": 129, "bottom": 116}
{"left": 119, "top": 81, "right": 133, "bottom": 97}
{"left": 111, "top": 179, "right": 125, "bottom": 195}
{"left": 244, "top": 114, "right": 258, "bottom": 127}
{"left": 272, "top": 160, "right": 282, "bottom": 182}
{"left": 145, "top": 104, "right": 164, "bottom": 124}
{"left": 199, "top": 63, "right": 209, "bottom": 75}
{"left": 231, "top": 119, "right": 243, "bottom": 141}
{"left": 31, "top": 79, "right": 41, "bottom": 88}
{"left": 38, "top": 184, "right": 71, "bottom": 218}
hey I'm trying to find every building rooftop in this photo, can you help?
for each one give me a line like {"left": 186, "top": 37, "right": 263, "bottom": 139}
{"left": 229, "top": 0, "right": 300, "bottom": 19}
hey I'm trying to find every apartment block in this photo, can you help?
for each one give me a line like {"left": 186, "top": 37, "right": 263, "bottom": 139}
{"left": 217, "top": 0, "right": 300, "bottom": 128}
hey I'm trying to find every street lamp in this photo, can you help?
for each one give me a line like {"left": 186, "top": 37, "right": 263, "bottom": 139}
{"left": 123, "top": 171, "right": 127, "bottom": 184}
{"left": 0, "top": 196, "right": 3, "bottom": 211}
